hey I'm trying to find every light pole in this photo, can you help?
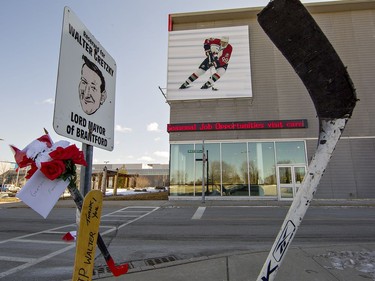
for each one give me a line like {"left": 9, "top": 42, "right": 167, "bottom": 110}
{"left": 102, "top": 161, "right": 109, "bottom": 195}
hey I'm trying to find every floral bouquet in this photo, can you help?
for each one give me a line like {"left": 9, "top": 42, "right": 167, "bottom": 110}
{"left": 10, "top": 132, "right": 87, "bottom": 218}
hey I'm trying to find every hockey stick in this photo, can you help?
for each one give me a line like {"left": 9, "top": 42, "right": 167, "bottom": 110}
{"left": 68, "top": 184, "right": 129, "bottom": 277}
{"left": 256, "top": 0, "right": 357, "bottom": 280}
{"left": 208, "top": 53, "right": 218, "bottom": 91}
{"left": 73, "top": 190, "right": 102, "bottom": 280}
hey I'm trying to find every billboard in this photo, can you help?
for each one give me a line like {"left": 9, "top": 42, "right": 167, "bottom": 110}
{"left": 167, "top": 26, "right": 252, "bottom": 101}
{"left": 54, "top": 7, "right": 116, "bottom": 151}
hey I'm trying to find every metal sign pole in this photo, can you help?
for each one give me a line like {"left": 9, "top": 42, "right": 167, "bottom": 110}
{"left": 206, "top": 150, "right": 209, "bottom": 195}
{"left": 202, "top": 140, "right": 205, "bottom": 203}
{"left": 80, "top": 143, "right": 93, "bottom": 197}
{"left": 76, "top": 143, "right": 93, "bottom": 237}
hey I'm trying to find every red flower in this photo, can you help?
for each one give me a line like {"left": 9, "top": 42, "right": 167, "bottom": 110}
{"left": 49, "top": 145, "right": 87, "bottom": 166}
{"left": 71, "top": 150, "right": 87, "bottom": 166}
{"left": 40, "top": 160, "right": 66, "bottom": 181}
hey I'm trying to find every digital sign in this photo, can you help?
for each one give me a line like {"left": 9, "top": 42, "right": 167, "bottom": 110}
{"left": 167, "top": 119, "right": 308, "bottom": 133}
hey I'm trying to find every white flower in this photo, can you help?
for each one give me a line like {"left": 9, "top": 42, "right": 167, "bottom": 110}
{"left": 52, "top": 140, "right": 70, "bottom": 150}
{"left": 25, "top": 140, "right": 49, "bottom": 160}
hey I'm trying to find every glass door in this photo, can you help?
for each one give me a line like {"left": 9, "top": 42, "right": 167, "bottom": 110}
{"left": 293, "top": 166, "right": 306, "bottom": 194}
{"left": 277, "top": 165, "right": 306, "bottom": 200}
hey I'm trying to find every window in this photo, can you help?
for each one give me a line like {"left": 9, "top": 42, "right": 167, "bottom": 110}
{"left": 169, "top": 140, "right": 306, "bottom": 198}
{"left": 194, "top": 143, "right": 221, "bottom": 196}
{"left": 248, "top": 142, "right": 276, "bottom": 196}
{"left": 221, "top": 143, "right": 248, "bottom": 196}
{"left": 169, "top": 144, "right": 195, "bottom": 196}
{"left": 276, "top": 141, "right": 306, "bottom": 164}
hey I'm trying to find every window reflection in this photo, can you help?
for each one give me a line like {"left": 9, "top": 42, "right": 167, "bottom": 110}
{"left": 248, "top": 142, "right": 277, "bottom": 196}
{"left": 279, "top": 167, "right": 292, "bottom": 184}
{"left": 169, "top": 141, "right": 306, "bottom": 198}
{"left": 169, "top": 144, "right": 194, "bottom": 196}
{"left": 276, "top": 141, "right": 306, "bottom": 164}
{"left": 194, "top": 143, "right": 221, "bottom": 196}
{"left": 221, "top": 143, "right": 248, "bottom": 196}
{"left": 294, "top": 167, "right": 306, "bottom": 184}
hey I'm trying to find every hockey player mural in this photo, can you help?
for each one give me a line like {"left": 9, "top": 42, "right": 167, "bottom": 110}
{"left": 167, "top": 25, "right": 251, "bottom": 101}
{"left": 179, "top": 36, "right": 233, "bottom": 91}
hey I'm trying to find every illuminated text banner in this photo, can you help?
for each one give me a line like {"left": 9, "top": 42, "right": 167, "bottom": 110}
{"left": 167, "top": 119, "right": 308, "bottom": 132}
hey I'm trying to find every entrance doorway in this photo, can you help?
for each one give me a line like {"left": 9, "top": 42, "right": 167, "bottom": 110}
{"left": 277, "top": 165, "right": 306, "bottom": 200}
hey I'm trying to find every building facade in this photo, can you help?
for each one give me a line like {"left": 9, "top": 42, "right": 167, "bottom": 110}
{"left": 166, "top": 1, "right": 375, "bottom": 200}
{"left": 1, "top": 163, "right": 169, "bottom": 191}
{"left": 92, "top": 163, "right": 169, "bottom": 189}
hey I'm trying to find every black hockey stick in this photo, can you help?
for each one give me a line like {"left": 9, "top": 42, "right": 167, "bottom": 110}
{"left": 67, "top": 183, "right": 129, "bottom": 277}
{"left": 256, "top": 0, "right": 357, "bottom": 280}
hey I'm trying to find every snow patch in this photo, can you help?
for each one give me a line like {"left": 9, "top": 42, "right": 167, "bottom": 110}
{"left": 322, "top": 251, "right": 375, "bottom": 279}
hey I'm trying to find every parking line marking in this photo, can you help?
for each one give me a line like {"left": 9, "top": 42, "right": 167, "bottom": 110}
{"left": 192, "top": 206, "right": 206, "bottom": 220}
{"left": 101, "top": 219, "right": 129, "bottom": 222}
{"left": 0, "top": 244, "right": 75, "bottom": 278}
{"left": 12, "top": 239, "right": 68, "bottom": 245}
{"left": 0, "top": 256, "right": 36, "bottom": 263}
{"left": 106, "top": 214, "right": 140, "bottom": 217}
{"left": 0, "top": 206, "right": 159, "bottom": 279}
{"left": 0, "top": 224, "right": 75, "bottom": 245}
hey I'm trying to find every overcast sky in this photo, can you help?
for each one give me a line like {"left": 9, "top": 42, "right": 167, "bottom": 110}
{"left": 0, "top": 0, "right": 330, "bottom": 165}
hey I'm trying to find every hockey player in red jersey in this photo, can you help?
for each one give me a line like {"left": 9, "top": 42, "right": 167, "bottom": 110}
{"left": 179, "top": 36, "right": 233, "bottom": 90}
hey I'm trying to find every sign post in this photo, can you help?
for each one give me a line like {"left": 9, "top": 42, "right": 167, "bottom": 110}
{"left": 189, "top": 146, "right": 207, "bottom": 202}
{"left": 54, "top": 6, "right": 116, "bottom": 152}
{"left": 79, "top": 144, "right": 93, "bottom": 196}
{"left": 53, "top": 7, "right": 128, "bottom": 277}
{"left": 54, "top": 6, "right": 116, "bottom": 196}
{"left": 201, "top": 141, "right": 205, "bottom": 203}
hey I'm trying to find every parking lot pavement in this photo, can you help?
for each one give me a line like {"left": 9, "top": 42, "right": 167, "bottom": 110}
{"left": 3, "top": 198, "right": 375, "bottom": 281}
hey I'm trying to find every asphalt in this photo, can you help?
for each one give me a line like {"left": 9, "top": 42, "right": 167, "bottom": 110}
{"left": 95, "top": 198, "right": 375, "bottom": 281}
{"left": 2, "top": 196, "right": 375, "bottom": 280}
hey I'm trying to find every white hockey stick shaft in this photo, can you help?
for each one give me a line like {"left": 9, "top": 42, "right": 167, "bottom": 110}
{"left": 257, "top": 118, "right": 347, "bottom": 281}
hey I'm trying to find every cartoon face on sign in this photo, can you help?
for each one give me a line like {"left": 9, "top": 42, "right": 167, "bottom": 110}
{"left": 78, "top": 55, "right": 107, "bottom": 115}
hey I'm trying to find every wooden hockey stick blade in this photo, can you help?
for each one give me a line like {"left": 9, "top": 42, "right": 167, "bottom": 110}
{"left": 257, "top": 0, "right": 357, "bottom": 119}
{"left": 72, "top": 190, "right": 103, "bottom": 280}
{"left": 97, "top": 235, "right": 129, "bottom": 276}
{"left": 67, "top": 185, "right": 129, "bottom": 276}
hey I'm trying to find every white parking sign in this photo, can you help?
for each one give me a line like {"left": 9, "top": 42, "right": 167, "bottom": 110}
{"left": 54, "top": 7, "right": 116, "bottom": 151}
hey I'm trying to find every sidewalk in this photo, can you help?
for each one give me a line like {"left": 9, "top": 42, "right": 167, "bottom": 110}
{"left": 96, "top": 243, "right": 375, "bottom": 281}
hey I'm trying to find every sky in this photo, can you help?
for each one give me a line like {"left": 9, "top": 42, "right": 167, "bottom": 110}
{"left": 0, "top": 0, "right": 328, "bottom": 166}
